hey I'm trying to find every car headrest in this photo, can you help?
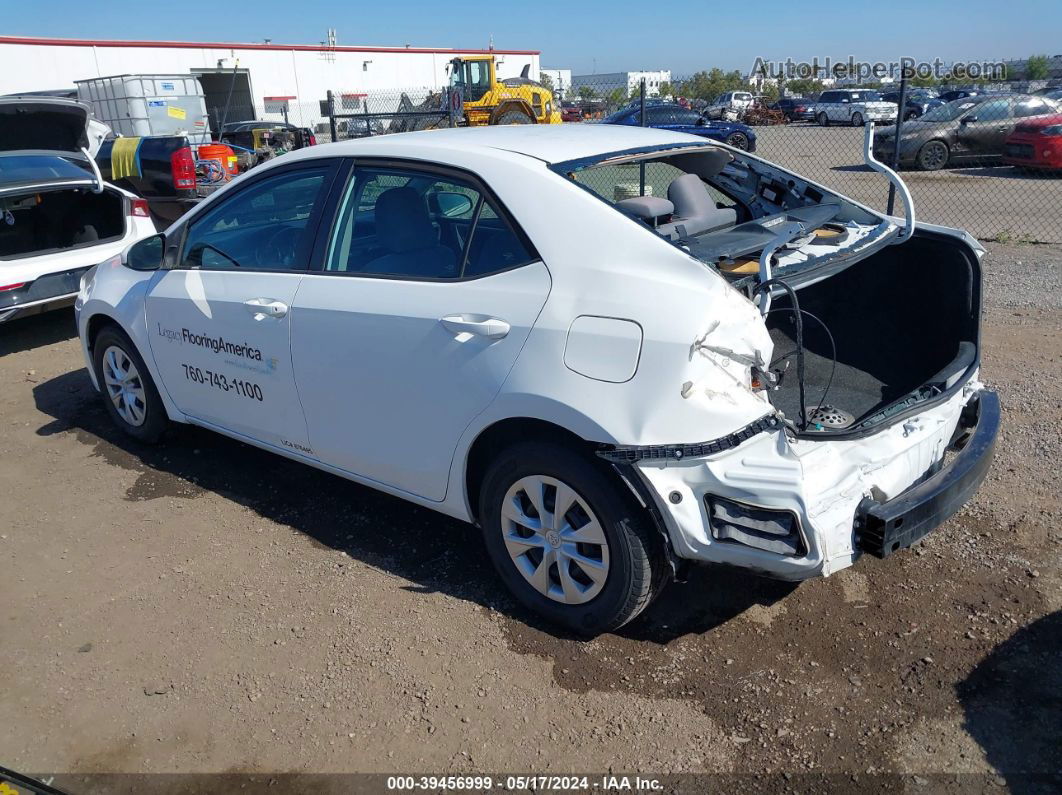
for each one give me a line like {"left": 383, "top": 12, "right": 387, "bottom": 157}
{"left": 375, "top": 186, "right": 436, "bottom": 253}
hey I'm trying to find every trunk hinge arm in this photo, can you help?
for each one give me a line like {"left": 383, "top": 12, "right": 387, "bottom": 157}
{"left": 863, "top": 124, "right": 915, "bottom": 243}
{"left": 81, "top": 147, "right": 105, "bottom": 194}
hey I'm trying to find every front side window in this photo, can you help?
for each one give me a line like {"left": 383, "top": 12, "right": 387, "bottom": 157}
{"left": 974, "top": 99, "right": 1011, "bottom": 122}
{"left": 326, "top": 166, "right": 535, "bottom": 280}
{"left": 180, "top": 167, "right": 329, "bottom": 271}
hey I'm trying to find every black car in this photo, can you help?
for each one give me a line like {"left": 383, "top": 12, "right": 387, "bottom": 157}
{"left": 770, "top": 97, "right": 814, "bottom": 121}
{"left": 880, "top": 91, "right": 945, "bottom": 121}
{"left": 873, "top": 93, "right": 1061, "bottom": 170}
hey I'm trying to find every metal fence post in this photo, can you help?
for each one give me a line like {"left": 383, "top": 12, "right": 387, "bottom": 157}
{"left": 639, "top": 78, "right": 647, "bottom": 196}
{"left": 886, "top": 73, "right": 909, "bottom": 215}
{"left": 327, "top": 90, "right": 338, "bottom": 143}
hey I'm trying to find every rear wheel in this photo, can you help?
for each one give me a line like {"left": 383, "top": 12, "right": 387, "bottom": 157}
{"left": 494, "top": 110, "right": 533, "bottom": 125}
{"left": 92, "top": 325, "right": 169, "bottom": 443}
{"left": 817, "top": 112, "right": 829, "bottom": 127}
{"left": 851, "top": 112, "right": 864, "bottom": 127}
{"left": 725, "top": 131, "right": 750, "bottom": 150}
{"left": 904, "top": 109, "right": 919, "bottom": 121}
{"left": 479, "top": 441, "right": 668, "bottom": 635}
{"left": 916, "top": 140, "right": 950, "bottom": 171}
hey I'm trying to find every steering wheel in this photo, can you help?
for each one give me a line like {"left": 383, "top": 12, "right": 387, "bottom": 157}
{"left": 256, "top": 226, "right": 302, "bottom": 268}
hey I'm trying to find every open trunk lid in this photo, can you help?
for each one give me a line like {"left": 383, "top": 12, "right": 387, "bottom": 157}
{"left": 0, "top": 98, "right": 112, "bottom": 199}
{"left": 0, "top": 97, "right": 108, "bottom": 155}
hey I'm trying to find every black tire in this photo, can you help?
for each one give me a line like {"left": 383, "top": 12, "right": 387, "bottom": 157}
{"left": 725, "top": 132, "right": 750, "bottom": 150}
{"left": 817, "top": 112, "right": 829, "bottom": 127}
{"left": 494, "top": 110, "right": 533, "bottom": 125}
{"left": 851, "top": 112, "right": 864, "bottom": 127}
{"left": 479, "top": 441, "right": 668, "bottom": 635}
{"left": 916, "top": 140, "right": 950, "bottom": 171}
{"left": 92, "top": 325, "right": 169, "bottom": 443}
{"left": 904, "top": 110, "right": 918, "bottom": 121}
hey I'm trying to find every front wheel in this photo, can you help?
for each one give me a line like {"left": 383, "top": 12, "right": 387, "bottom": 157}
{"left": 725, "top": 131, "right": 749, "bottom": 150}
{"left": 479, "top": 441, "right": 668, "bottom": 635}
{"left": 494, "top": 110, "right": 533, "bottom": 125}
{"left": 817, "top": 112, "right": 829, "bottom": 127}
{"left": 916, "top": 140, "right": 950, "bottom": 171}
{"left": 92, "top": 325, "right": 169, "bottom": 443}
{"left": 851, "top": 112, "right": 864, "bottom": 127}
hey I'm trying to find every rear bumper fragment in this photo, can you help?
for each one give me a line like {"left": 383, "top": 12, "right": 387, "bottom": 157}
{"left": 855, "top": 389, "right": 1000, "bottom": 557}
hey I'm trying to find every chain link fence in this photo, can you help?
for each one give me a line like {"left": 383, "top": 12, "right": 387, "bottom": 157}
{"left": 202, "top": 73, "right": 1062, "bottom": 243}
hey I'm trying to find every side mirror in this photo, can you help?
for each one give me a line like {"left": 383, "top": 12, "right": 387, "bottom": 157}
{"left": 961, "top": 115, "right": 977, "bottom": 125}
{"left": 432, "top": 191, "right": 475, "bottom": 218}
{"left": 124, "top": 233, "right": 166, "bottom": 271}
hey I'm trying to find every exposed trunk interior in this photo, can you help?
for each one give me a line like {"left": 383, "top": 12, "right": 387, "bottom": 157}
{"left": 766, "top": 233, "right": 979, "bottom": 432}
{"left": 0, "top": 188, "right": 125, "bottom": 260}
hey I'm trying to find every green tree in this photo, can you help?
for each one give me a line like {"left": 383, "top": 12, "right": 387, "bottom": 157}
{"left": 782, "top": 78, "right": 825, "bottom": 97}
{"left": 1025, "top": 54, "right": 1050, "bottom": 80}
{"left": 577, "top": 85, "right": 597, "bottom": 101}
{"left": 605, "top": 87, "right": 628, "bottom": 109}
{"left": 538, "top": 72, "right": 554, "bottom": 92}
{"left": 657, "top": 81, "right": 673, "bottom": 98}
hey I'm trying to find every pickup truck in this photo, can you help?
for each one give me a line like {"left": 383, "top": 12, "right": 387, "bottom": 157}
{"left": 95, "top": 124, "right": 316, "bottom": 228}
{"left": 95, "top": 135, "right": 198, "bottom": 229}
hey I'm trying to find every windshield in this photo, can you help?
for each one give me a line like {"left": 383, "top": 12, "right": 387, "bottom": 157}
{"left": 854, "top": 91, "right": 883, "bottom": 102}
{"left": 919, "top": 99, "right": 982, "bottom": 122}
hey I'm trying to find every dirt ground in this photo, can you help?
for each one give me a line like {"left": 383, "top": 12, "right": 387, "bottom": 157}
{"left": 1, "top": 243, "right": 1059, "bottom": 793}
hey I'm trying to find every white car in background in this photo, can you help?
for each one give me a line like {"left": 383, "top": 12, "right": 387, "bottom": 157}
{"left": 704, "top": 91, "right": 754, "bottom": 120}
{"left": 813, "top": 89, "right": 899, "bottom": 127}
{"left": 0, "top": 97, "right": 157, "bottom": 323}
{"left": 75, "top": 124, "right": 998, "bottom": 635}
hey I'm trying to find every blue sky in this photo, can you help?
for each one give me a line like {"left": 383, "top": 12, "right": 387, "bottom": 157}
{"left": 3, "top": 0, "right": 1059, "bottom": 75}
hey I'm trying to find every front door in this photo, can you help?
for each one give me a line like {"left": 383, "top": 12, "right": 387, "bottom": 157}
{"left": 956, "top": 98, "right": 1012, "bottom": 159}
{"left": 145, "top": 162, "right": 335, "bottom": 453}
{"left": 290, "top": 162, "right": 551, "bottom": 501}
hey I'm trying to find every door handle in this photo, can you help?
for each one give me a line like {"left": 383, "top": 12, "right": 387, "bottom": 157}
{"left": 244, "top": 298, "right": 289, "bottom": 319}
{"left": 440, "top": 315, "right": 510, "bottom": 340}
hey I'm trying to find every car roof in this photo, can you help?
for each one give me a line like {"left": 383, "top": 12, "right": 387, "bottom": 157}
{"left": 306, "top": 124, "right": 709, "bottom": 165}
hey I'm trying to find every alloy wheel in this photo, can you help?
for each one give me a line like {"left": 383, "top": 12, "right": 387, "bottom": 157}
{"left": 102, "top": 345, "right": 147, "bottom": 427}
{"left": 500, "top": 475, "right": 610, "bottom": 605}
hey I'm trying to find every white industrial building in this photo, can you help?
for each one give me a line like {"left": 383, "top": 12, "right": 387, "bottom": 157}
{"left": 570, "top": 70, "right": 671, "bottom": 97}
{"left": 0, "top": 35, "right": 540, "bottom": 126}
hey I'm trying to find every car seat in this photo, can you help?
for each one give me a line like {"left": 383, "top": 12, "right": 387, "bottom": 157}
{"left": 657, "top": 173, "right": 737, "bottom": 239}
{"left": 361, "top": 187, "right": 457, "bottom": 277}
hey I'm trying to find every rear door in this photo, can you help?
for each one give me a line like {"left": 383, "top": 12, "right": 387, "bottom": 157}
{"left": 290, "top": 160, "right": 551, "bottom": 501}
{"left": 145, "top": 160, "right": 338, "bottom": 452}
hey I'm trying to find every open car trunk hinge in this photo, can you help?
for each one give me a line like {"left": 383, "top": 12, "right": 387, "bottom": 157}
{"left": 863, "top": 124, "right": 915, "bottom": 243}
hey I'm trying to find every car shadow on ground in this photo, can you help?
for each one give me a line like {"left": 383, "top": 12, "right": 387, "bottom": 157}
{"left": 32, "top": 367, "right": 795, "bottom": 642}
{"left": 950, "top": 166, "right": 1060, "bottom": 180}
{"left": 957, "top": 610, "right": 1062, "bottom": 794}
{"left": 0, "top": 308, "right": 78, "bottom": 356}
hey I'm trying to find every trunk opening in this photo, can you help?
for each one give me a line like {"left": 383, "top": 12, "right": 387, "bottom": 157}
{"left": 765, "top": 233, "right": 979, "bottom": 432}
{"left": 0, "top": 188, "right": 125, "bottom": 260}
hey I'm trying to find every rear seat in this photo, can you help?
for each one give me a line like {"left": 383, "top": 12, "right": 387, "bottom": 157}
{"left": 656, "top": 173, "right": 737, "bottom": 239}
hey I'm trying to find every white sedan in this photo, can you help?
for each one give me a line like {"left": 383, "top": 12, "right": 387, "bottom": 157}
{"left": 75, "top": 124, "right": 998, "bottom": 634}
{"left": 1, "top": 97, "right": 157, "bottom": 322}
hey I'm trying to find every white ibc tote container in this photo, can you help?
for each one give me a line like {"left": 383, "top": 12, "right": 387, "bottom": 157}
{"left": 75, "top": 74, "right": 211, "bottom": 143}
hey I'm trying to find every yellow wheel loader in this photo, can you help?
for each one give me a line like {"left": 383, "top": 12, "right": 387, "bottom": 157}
{"left": 447, "top": 56, "right": 561, "bottom": 126}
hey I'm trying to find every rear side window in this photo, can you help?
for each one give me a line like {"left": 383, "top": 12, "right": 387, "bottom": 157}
{"left": 325, "top": 165, "right": 535, "bottom": 280}
{"left": 180, "top": 166, "right": 330, "bottom": 271}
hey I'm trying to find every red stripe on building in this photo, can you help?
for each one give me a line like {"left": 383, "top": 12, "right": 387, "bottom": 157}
{"left": 0, "top": 35, "right": 538, "bottom": 56}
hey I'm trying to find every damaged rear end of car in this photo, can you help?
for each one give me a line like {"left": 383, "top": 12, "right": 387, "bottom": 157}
{"left": 553, "top": 128, "right": 998, "bottom": 582}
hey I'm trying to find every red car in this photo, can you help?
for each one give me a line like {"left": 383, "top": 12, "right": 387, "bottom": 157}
{"left": 560, "top": 104, "right": 583, "bottom": 123}
{"left": 1003, "top": 113, "right": 1062, "bottom": 170}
